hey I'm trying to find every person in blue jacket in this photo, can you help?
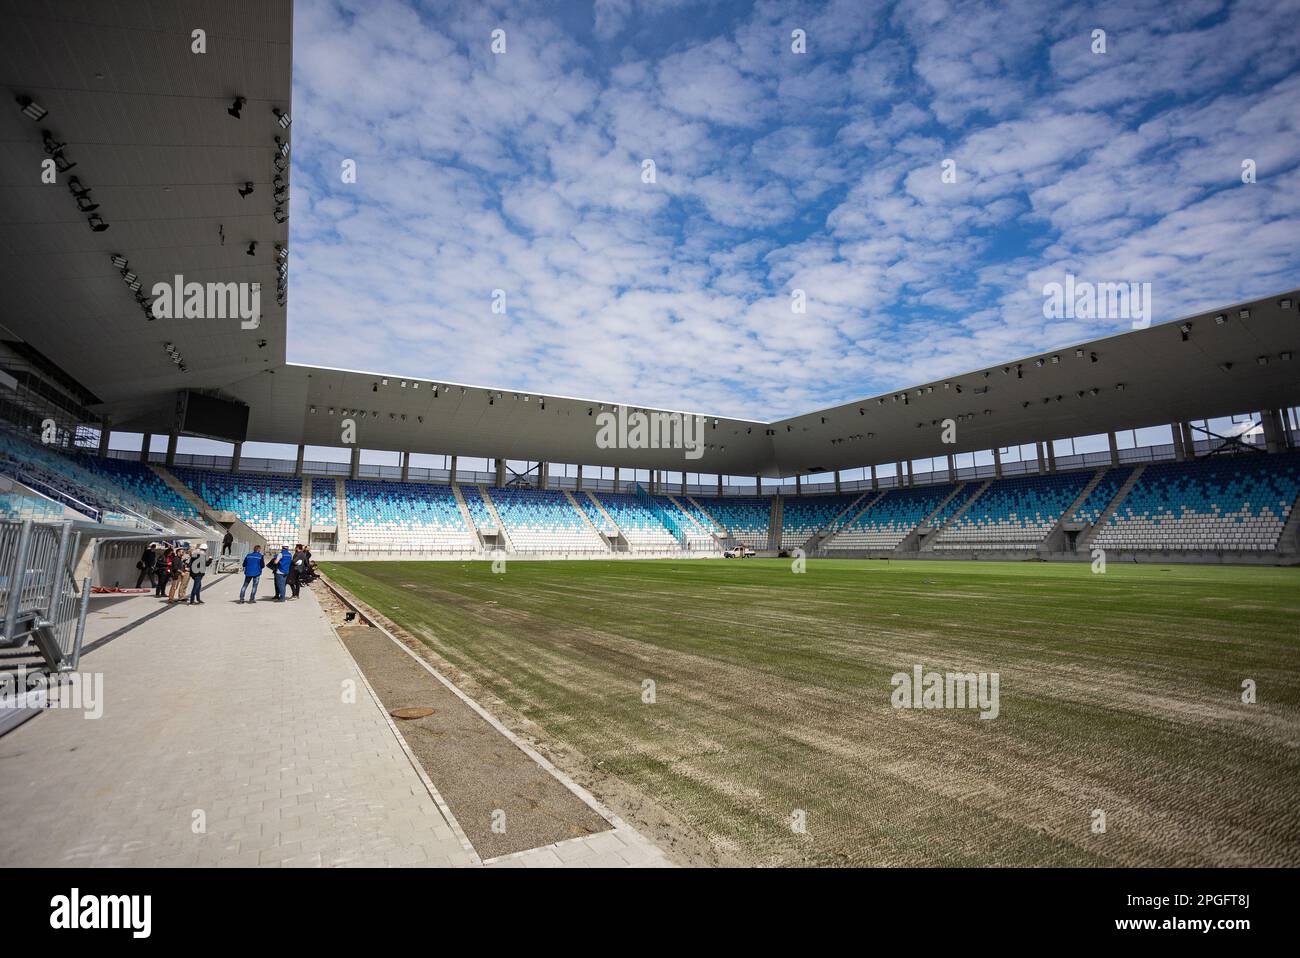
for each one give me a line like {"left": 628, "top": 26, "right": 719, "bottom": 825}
{"left": 274, "top": 545, "right": 292, "bottom": 601}
{"left": 239, "top": 544, "right": 265, "bottom": 603}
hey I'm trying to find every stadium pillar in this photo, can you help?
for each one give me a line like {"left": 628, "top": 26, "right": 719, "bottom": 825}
{"left": 350, "top": 446, "right": 361, "bottom": 479}
{"left": 681, "top": 474, "right": 686, "bottom": 494}
{"left": 165, "top": 433, "right": 178, "bottom": 466}
{"left": 946, "top": 454, "right": 955, "bottom": 482}
{"left": 1108, "top": 432, "right": 1119, "bottom": 466}
{"left": 1182, "top": 422, "right": 1197, "bottom": 457}
{"left": 139, "top": 434, "right": 151, "bottom": 463}
{"left": 97, "top": 424, "right": 110, "bottom": 458}
{"left": 494, "top": 459, "right": 505, "bottom": 486}
{"left": 449, "top": 455, "right": 457, "bottom": 483}
{"left": 400, "top": 452, "right": 409, "bottom": 482}
{"left": 230, "top": 442, "right": 242, "bottom": 472}
{"left": 1046, "top": 441, "right": 1056, "bottom": 473}
{"left": 575, "top": 468, "right": 583, "bottom": 492}
{"left": 993, "top": 447, "right": 1003, "bottom": 478}
{"left": 295, "top": 444, "right": 305, "bottom": 477}
{"left": 795, "top": 475, "right": 802, "bottom": 495}
{"left": 1171, "top": 423, "right": 1186, "bottom": 461}
{"left": 833, "top": 470, "right": 841, "bottom": 493}
{"left": 1034, "top": 442, "right": 1045, "bottom": 473}
{"left": 1261, "top": 409, "right": 1283, "bottom": 454}
{"left": 613, "top": 468, "right": 621, "bottom": 494}
{"left": 716, "top": 475, "right": 722, "bottom": 496}
{"left": 755, "top": 475, "right": 762, "bottom": 495}
{"left": 894, "top": 462, "right": 902, "bottom": 487}
{"left": 869, "top": 465, "right": 876, "bottom": 490}
{"left": 538, "top": 462, "right": 547, "bottom": 489}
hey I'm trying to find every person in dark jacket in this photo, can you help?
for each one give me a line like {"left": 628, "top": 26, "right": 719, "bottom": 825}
{"left": 187, "top": 545, "right": 211, "bottom": 604}
{"left": 222, "top": 530, "right": 234, "bottom": 555}
{"left": 273, "top": 545, "right": 292, "bottom": 601}
{"left": 135, "top": 543, "right": 157, "bottom": 589}
{"left": 239, "top": 545, "right": 264, "bottom": 603}
{"left": 286, "top": 544, "right": 307, "bottom": 599}
{"left": 155, "top": 547, "right": 173, "bottom": 597}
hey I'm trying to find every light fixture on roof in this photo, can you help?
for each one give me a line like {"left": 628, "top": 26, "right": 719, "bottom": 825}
{"left": 275, "top": 137, "right": 290, "bottom": 159}
{"left": 275, "top": 243, "right": 287, "bottom": 260}
{"left": 227, "top": 96, "right": 245, "bottom": 119}
{"left": 1034, "top": 358, "right": 1045, "bottom": 368}
{"left": 111, "top": 253, "right": 128, "bottom": 269}
{"left": 87, "top": 214, "right": 108, "bottom": 232}
{"left": 1218, "top": 363, "right": 1232, "bottom": 373}
{"left": 1257, "top": 356, "right": 1268, "bottom": 366}
{"left": 1214, "top": 313, "right": 1227, "bottom": 325}
{"left": 1281, "top": 351, "right": 1292, "bottom": 361}
{"left": 16, "top": 95, "right": 47, "bottom": 121}
{"left": 246, "top": 241, "right": 257, "bottom": 256}
{"left": 309, "top": 406, "right": 316, "bottom": 414}
{"left": 273, "top": 207, "right": 288, "bottom": 224}
{"left": 1239, "top": 308, "right": 1250, "bottom": 319}
{"left": 1115, "top": 383, "right": 1125, "bottom": 391}
{"left": 273, "top": 107, "right": 291, "bottom": 129}
{"left": 381, "top": 378, "right": 388, "bottom": 386}
{"left": 1179, "top": 322, "right": 1192, "bottom": 341}
{"left": 238, "top": 181, "right": 254, "bottom": 198}
{"left": 1075, "top": 349, "right": 1085, "bottom": 358}
{"left": 1090, "top": 351, "right": 1099, "bottom": 363}
{"left": 1089, "top": 387, "right": 1099, "bottom": 396}
{"left": 1050, "top": 355, "right": 1060, "bottom": 364}
{"left": 1279, "top": 298, "right": 1293, "bottom": 309}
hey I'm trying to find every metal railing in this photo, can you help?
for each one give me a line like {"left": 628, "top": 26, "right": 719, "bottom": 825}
{"left": 0, "top": 519, "right": 91, "bottom": 672}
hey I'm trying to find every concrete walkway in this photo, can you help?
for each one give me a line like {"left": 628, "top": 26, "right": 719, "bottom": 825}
{"left": 0, "top": 573, "right": 671, "bottom": 868}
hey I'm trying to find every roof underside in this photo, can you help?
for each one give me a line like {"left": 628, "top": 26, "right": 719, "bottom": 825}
{"left": 1, "top": 3, "right": 1296, "bottom": 477}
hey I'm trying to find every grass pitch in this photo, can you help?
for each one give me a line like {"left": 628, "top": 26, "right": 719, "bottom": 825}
{"left": 322, "top": 557, "right": 1300, "bottom": 867}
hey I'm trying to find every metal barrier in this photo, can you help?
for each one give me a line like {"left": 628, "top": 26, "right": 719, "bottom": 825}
{"left": 0, "top": 519, "right": 91, "bottom": 672}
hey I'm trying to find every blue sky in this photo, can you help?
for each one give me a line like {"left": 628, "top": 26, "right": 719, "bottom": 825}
{"left": 284, "top": 0, "right": 1300, "bottom": 421}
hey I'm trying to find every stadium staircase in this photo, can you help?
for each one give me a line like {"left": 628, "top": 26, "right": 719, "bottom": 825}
{"left": 583, "top": 492, "right": 623, "bottom": 548}
{"left": 917, "top": 481, "right": 988, "bottom": 551}
{"left": 334, "top": 478, "right": 350, "bottom": 552}
{"left": 297, "top": 476, "right": 313, "bottom": 545}
{"left": 450, "top": 483, "right": 481, "bottom": 551}
{"left": 1080, "top": 465, "right": 1146, "bottom": 549}
{"left": 479, "top": 486, "right": 516, "bottom": 553}
{"left": 153, "top": 465, "right": 263, "bottom": 546}
{"left": 1044, "top": 467, "right": 1106, "bottom": 551}
{"left": 1278, "top": 487, "right": 1300, "bottom": 556}
{"left": 686, "top": 495, "right": 738, "bottom": 549}
{"left": 799, "top": 490, "right": 872, "bottom": 552}
{"left": 668, "top": 494, "right": 726, "bottom": 551}
{"left": 565, "top": 489, "right": 612, "bottom": 551}
{"left": 909, "top": 482, "right": 973, "bottom": 551}
{"left": 768, "top": 496, "right": 783, "bottom": 551}
{"left": 815, "top": 490, "right": 884, "bottom": 551}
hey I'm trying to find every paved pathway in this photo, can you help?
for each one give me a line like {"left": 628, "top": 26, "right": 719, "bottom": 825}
{"left": 0, "top": 573, "right": 671, "bottom": 868}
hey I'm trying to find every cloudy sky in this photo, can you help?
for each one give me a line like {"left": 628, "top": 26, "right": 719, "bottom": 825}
{"left": 285, "top": 0, "right": 1300, "bottom": 421}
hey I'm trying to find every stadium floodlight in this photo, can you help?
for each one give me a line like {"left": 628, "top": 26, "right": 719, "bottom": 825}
{"left": 1090, "top": 351, "right": 1099, "bottom": 363}
{"left": 121, "top": 270, "right": 137, "bottom": 284}
{"left": 276, "top": 243, "right": 287, "bottom": 260}
{"left": 1089, "top": 387, "right": 1099, "bottom": 396}
{"left": 1218, "top": 363, "right": 1233, "bottom": 373}
{"left": 273, "top": 108, "right": 291, "bottom": 129}
{"left": 1075, "top": 349, "right": 1085, "bottom": 358}
{"left": 1179, "top": 322, "right": 1192, "bottom": 333}
{"left": 1281, "top": 351, "right": 1292, "bottom": 361}
{"left": 273, "top": 207, "right": 288, "bottom": 224}
{"left": 17, "top": 95, "right": 48, "bottom": 121}
{"left": 1115, "top": 383, "right": 1125, "bottom": 391}
{"left": 1034, "top": 358, "right": 1045, "bottom": 368}
{"left": 276, "top": 137, "right": 290, "bottom": 159}
{"left": 1214, "top": 314, "right": 1227, "bottom": 325}
{"left": 227, "top": 96, "right": 245, "bottom": 119}
{"left": 111, "top": 254, "right": 128, "bottom": 268}
{"left": 1050, "top": 355, "right": 1060, "bottom": 364}
{"left": 1239, "top": 308, "right": 1250, "bottom": 319}
{"left": 309, "top": 406, "right": 316, "bottom": 413}
{"left": 1280, "top": 298, "right": 1293, "bottom": 309}
{"left": 1257, "top": 356, "right": 1268, "bottom": 366}
{"left": 238, "top": 182, "right": 254, "bottom": 198}
{"left": 87, "top": 214, "right": 108, "bottom": 232}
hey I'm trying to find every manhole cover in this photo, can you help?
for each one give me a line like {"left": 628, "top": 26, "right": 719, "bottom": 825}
{"left": 390, "top": 707, "right": 436, "bottom": 720}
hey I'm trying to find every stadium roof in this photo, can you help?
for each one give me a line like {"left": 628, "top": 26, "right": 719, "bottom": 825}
{"left": 2, "top": 4, "right": 1297, "bottom": 478}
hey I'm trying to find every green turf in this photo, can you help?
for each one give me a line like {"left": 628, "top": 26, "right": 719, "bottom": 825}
{"left": 322, "top": 557, "right": 1300, "bottom": 866}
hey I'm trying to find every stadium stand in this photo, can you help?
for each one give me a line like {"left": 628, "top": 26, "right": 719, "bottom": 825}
{"left": 779, "top": 493, "right": 862, "bottom": 548}
{"left": 488, "top": 487, "right": 606, "bottom": 553}
{"left": 825, "top": 484, "right": 957, "bottom": 550}
{"left": 666, "top": 496, "right": 721, "bottom": 550}
{"left": 591, "top": 492, "right": 681, "bottom": 550}
{"left": 311, "top": 478, "right": 338, "bottom": 527}
{"left": 344, "top": 479, "right": 473, "bottom": 552}
{"left": 1092, "top": 452, "right": 1300, "bottom": 552}
{"left": 75, "top": 455, "right": 202, "bottom": 521}
{"left": 459, "top": 485, "right": 496, "bottom": 533}
{"left": 933, "top": 471, "right": 1091, "bottom": 550}
{"left": 692, "top": 496, "right": 772, "bottom": 549}
{"left": 1071, "top": 465, "right": 1135, "bottom": 526}
{"left": 172, "top": 467, "right": 301, "bottom": 544}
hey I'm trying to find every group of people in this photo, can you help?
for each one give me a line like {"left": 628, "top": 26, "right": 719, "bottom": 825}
{"left": 239, "top": 543, "right": 315, "bottom": 603}
{"left": 135, "top": 541, "right": 212, "bottom": 604}
{"left": 134, "top": 538, "right": 316, "bottom": 605}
